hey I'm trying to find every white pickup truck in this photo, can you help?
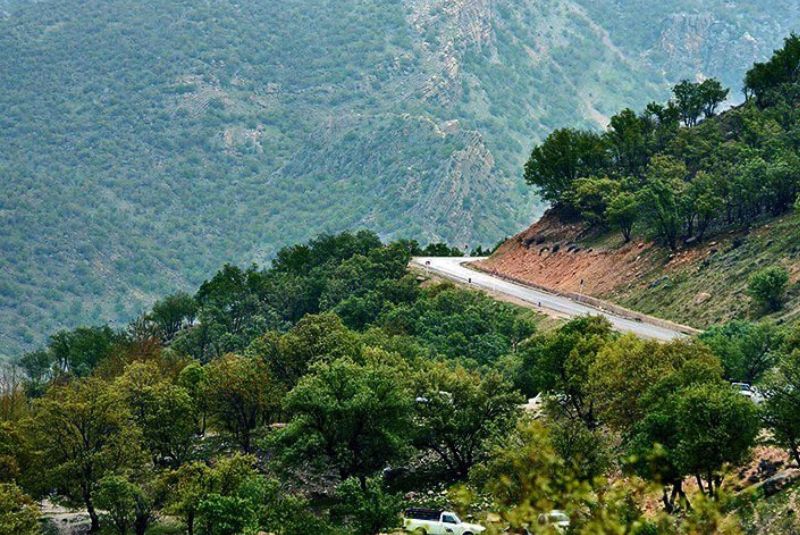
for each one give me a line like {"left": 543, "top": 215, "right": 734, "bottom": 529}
{"left": 403, "top": 508, "right": 485, "bottom": 535}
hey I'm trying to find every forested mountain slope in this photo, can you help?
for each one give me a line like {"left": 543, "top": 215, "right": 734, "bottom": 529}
{"left": 2, "top": 0, "right": 800, "bottom": 356}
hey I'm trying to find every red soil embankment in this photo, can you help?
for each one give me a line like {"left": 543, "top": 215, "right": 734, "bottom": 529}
{"left": 477, "top": 210, "right": 656, "bottom": 295}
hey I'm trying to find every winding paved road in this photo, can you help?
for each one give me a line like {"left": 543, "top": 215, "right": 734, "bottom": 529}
{"left": 411, "top": 256, "right": 689, "bottom": 341}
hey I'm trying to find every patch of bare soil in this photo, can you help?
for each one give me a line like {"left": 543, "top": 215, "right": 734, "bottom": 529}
{"left": 635, "top": 445, "right": 796, "bottom": 518}
{"left": 479, "top": 210, "right": 728, "bottom": 299}
{"left": 478, "top": 211, "right": 657, "bottom": 295}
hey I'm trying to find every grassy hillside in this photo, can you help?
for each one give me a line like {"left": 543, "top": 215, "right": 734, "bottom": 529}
{"left": 607, "top": 212, "right": 800, "bottom": 329}
{"left": 738, "top": 479, "right": 800, "bottom": 534}
{"left": 3, "top": 0, "right": 800, "bottom": 356}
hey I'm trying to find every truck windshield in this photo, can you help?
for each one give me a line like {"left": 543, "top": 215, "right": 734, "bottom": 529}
{"left": 442, "top": 514, "right": 460, "bottom": 524}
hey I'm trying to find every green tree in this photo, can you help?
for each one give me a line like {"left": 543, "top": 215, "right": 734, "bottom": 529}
{"left": 178, "top": 362, "right": 209, "bottom": 435}
{"left": 277, "top": 358, "right": 411, "bottom": 488}
{"left": 163, "top": 462, "right": 214, "bottom": 535}
{"left": 697, "top": 79, "right": 730, "bottom": 119}
{"left": 202, "top": 354, "right": 282, "bottom": 453}
{"left": 762, "top": 350, "right": 800, "bottom": 465}
{"left": 747, "top": 266, "right": 789, "bottom": 313}
{"left": 251, "top": 313, "right": 362, "bottom": 389}
{"left": 30, "top": 378, "right": 144, "bottom": 532}
{"left": 196, "top": 493, "right": 258, "bottom": 535}
{"left": 599, "top": 338, "right": 722, "bottom": 431}
{"left": 47, "top": 325, "right": 122, "bottom": 376}
{"left": 548, "top": 416, "right": 611, "bottom": 482}
{"left": 183, "top": 264, "right": 281, "bottom": 361}
{"left": 148, "top": 292, "right": 197, "bottom": 342}
{"left": 672, "top": 80, "right": 704, "bottom": 127}
{"left": 605, "top": 191, "right": 639, "bottom": 242}
{"left": 115, "top": 361, "right": 197, "bottom": 467}
{"left": 628, "top": 402, "right": 688, "bottom": 513}
{"left": 381, "top": 286, "right": 536, "bottom": 366}
{"left": 413, "top": 363, "right": 522, "bottom": 479}
{"left": 591, "top": 336, "right": 674, "bottom": 430}
{"left": 675, "top": 384, "right": 759, "bottom": 498}
{"left": 686, "top": 171, "right": 724, "bottom": 241}
{"left": 523, "top": 129, "right": 608, "bottom": 205}
{"left": 17, "top": 350, "right": 52, "bottom": 392}
{"left": 606, "top": 108, "right": 652, "bottom": 178}
{"left": 699, "top": 321, "right": 785, "bottom": 383}
{"left": 95, "top": 475, "right": 152, "bottom": 535}
{"left": 761, "top": 153, "right": 800, "bottom": 214}
{"left": 272, "top": 231, "right": 383, "bottom": 276}
{"left": 163, "top": 454, "right": 258, "bottom": 535}
{"left": 624, "top": 347, "right": 725, "bottom": 513}
{"left": 568, "top": 177, "right": 621, "bottom": 224}
{"left": 644, "top": 100, "right": 681, "bottom": 151}
{"left": 0, "top": 483, "right": 39, "bottom": 535}
{"left": 639, "top": 156, "right": 687, "bottom": 250}
{"left": 515, "top": 316, "right": 614, "bottom": 428}
{"left": 318, "top": 243, "right": 412, "bottom": 311}
{"left": 246, "top": 477, "right": 334, "bottom": 535}
{"left": 745, "top": 34, "right": 800, "bottom": 106}
{"left": 332, "top": 477, "right": 402, "bottom": 535}
{"left": 0, "top": 422, "right": 31, "bottom": 486}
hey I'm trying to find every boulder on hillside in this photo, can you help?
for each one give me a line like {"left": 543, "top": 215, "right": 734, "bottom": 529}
{"left": 694, "top": 292, "right": 712, "bottom": 305}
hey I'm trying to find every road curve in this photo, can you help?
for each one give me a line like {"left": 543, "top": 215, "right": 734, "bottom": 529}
{"left": 411, "top": 256, "right": 687, "bottom": 341}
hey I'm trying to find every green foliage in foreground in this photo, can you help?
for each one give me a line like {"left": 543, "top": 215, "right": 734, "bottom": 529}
{"left": 276, "top": 357, "right": 413, "bottom": 486}
{"left": 4, "top": 231, "right": 800, "bottom": 534}
{"left": 7, "top": 231, "right": 540, "bottom": 534}
{"left": 0, "top": 483, "right": 39, "bottom": 535}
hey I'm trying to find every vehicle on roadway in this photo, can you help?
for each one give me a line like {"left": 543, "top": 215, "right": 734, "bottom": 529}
{"left": 403, "top": 508, "right": 485, "bottom": 535}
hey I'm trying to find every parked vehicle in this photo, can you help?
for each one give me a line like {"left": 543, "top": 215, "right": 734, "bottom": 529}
{"left": 403, "top": 508, "right": 485, "bottom": 535}
{"left": 499, "top": 510, "right": 569, "bottom": 535}
{"left": 732, "top": 382, "right": 765, "bottom": 404}
{"left": 537, "top": 510, "right": 570, "bottom": 533}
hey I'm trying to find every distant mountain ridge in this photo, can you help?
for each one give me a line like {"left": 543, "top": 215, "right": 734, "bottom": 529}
{"left": 2, "top": 0, "right": 799, "bottom": 356}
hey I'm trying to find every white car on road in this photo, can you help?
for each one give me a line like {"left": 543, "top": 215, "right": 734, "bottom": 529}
{"left": 403, "top": 508, "right": 485, "bottom": 535}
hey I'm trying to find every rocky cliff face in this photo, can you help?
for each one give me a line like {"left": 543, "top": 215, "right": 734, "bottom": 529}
{"left": 652, "top": 12, "right": 767, "bottom": 89}
{"left": 578, "top": 0, "right": 800, "bottom": 91}
{"left": 408, "top": 0, "right": 497, "bottom": 104}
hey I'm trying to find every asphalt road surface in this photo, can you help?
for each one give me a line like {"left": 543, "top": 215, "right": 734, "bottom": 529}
{"left": 411, "top": 256, "right": 688, "bottom": 341}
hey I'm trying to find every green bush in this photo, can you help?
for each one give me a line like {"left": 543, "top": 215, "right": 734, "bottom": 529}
{"left": 747, "top": 266, "right": 790, "bottom": 313}
{"left": 0, "top": 483, "right": 39, "bottom": 535}
{"left": 332, "top": 478, "right": 403, "bottom": 535}
{"left": 196, "top": 494, "right": 257, "bottom": 535}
